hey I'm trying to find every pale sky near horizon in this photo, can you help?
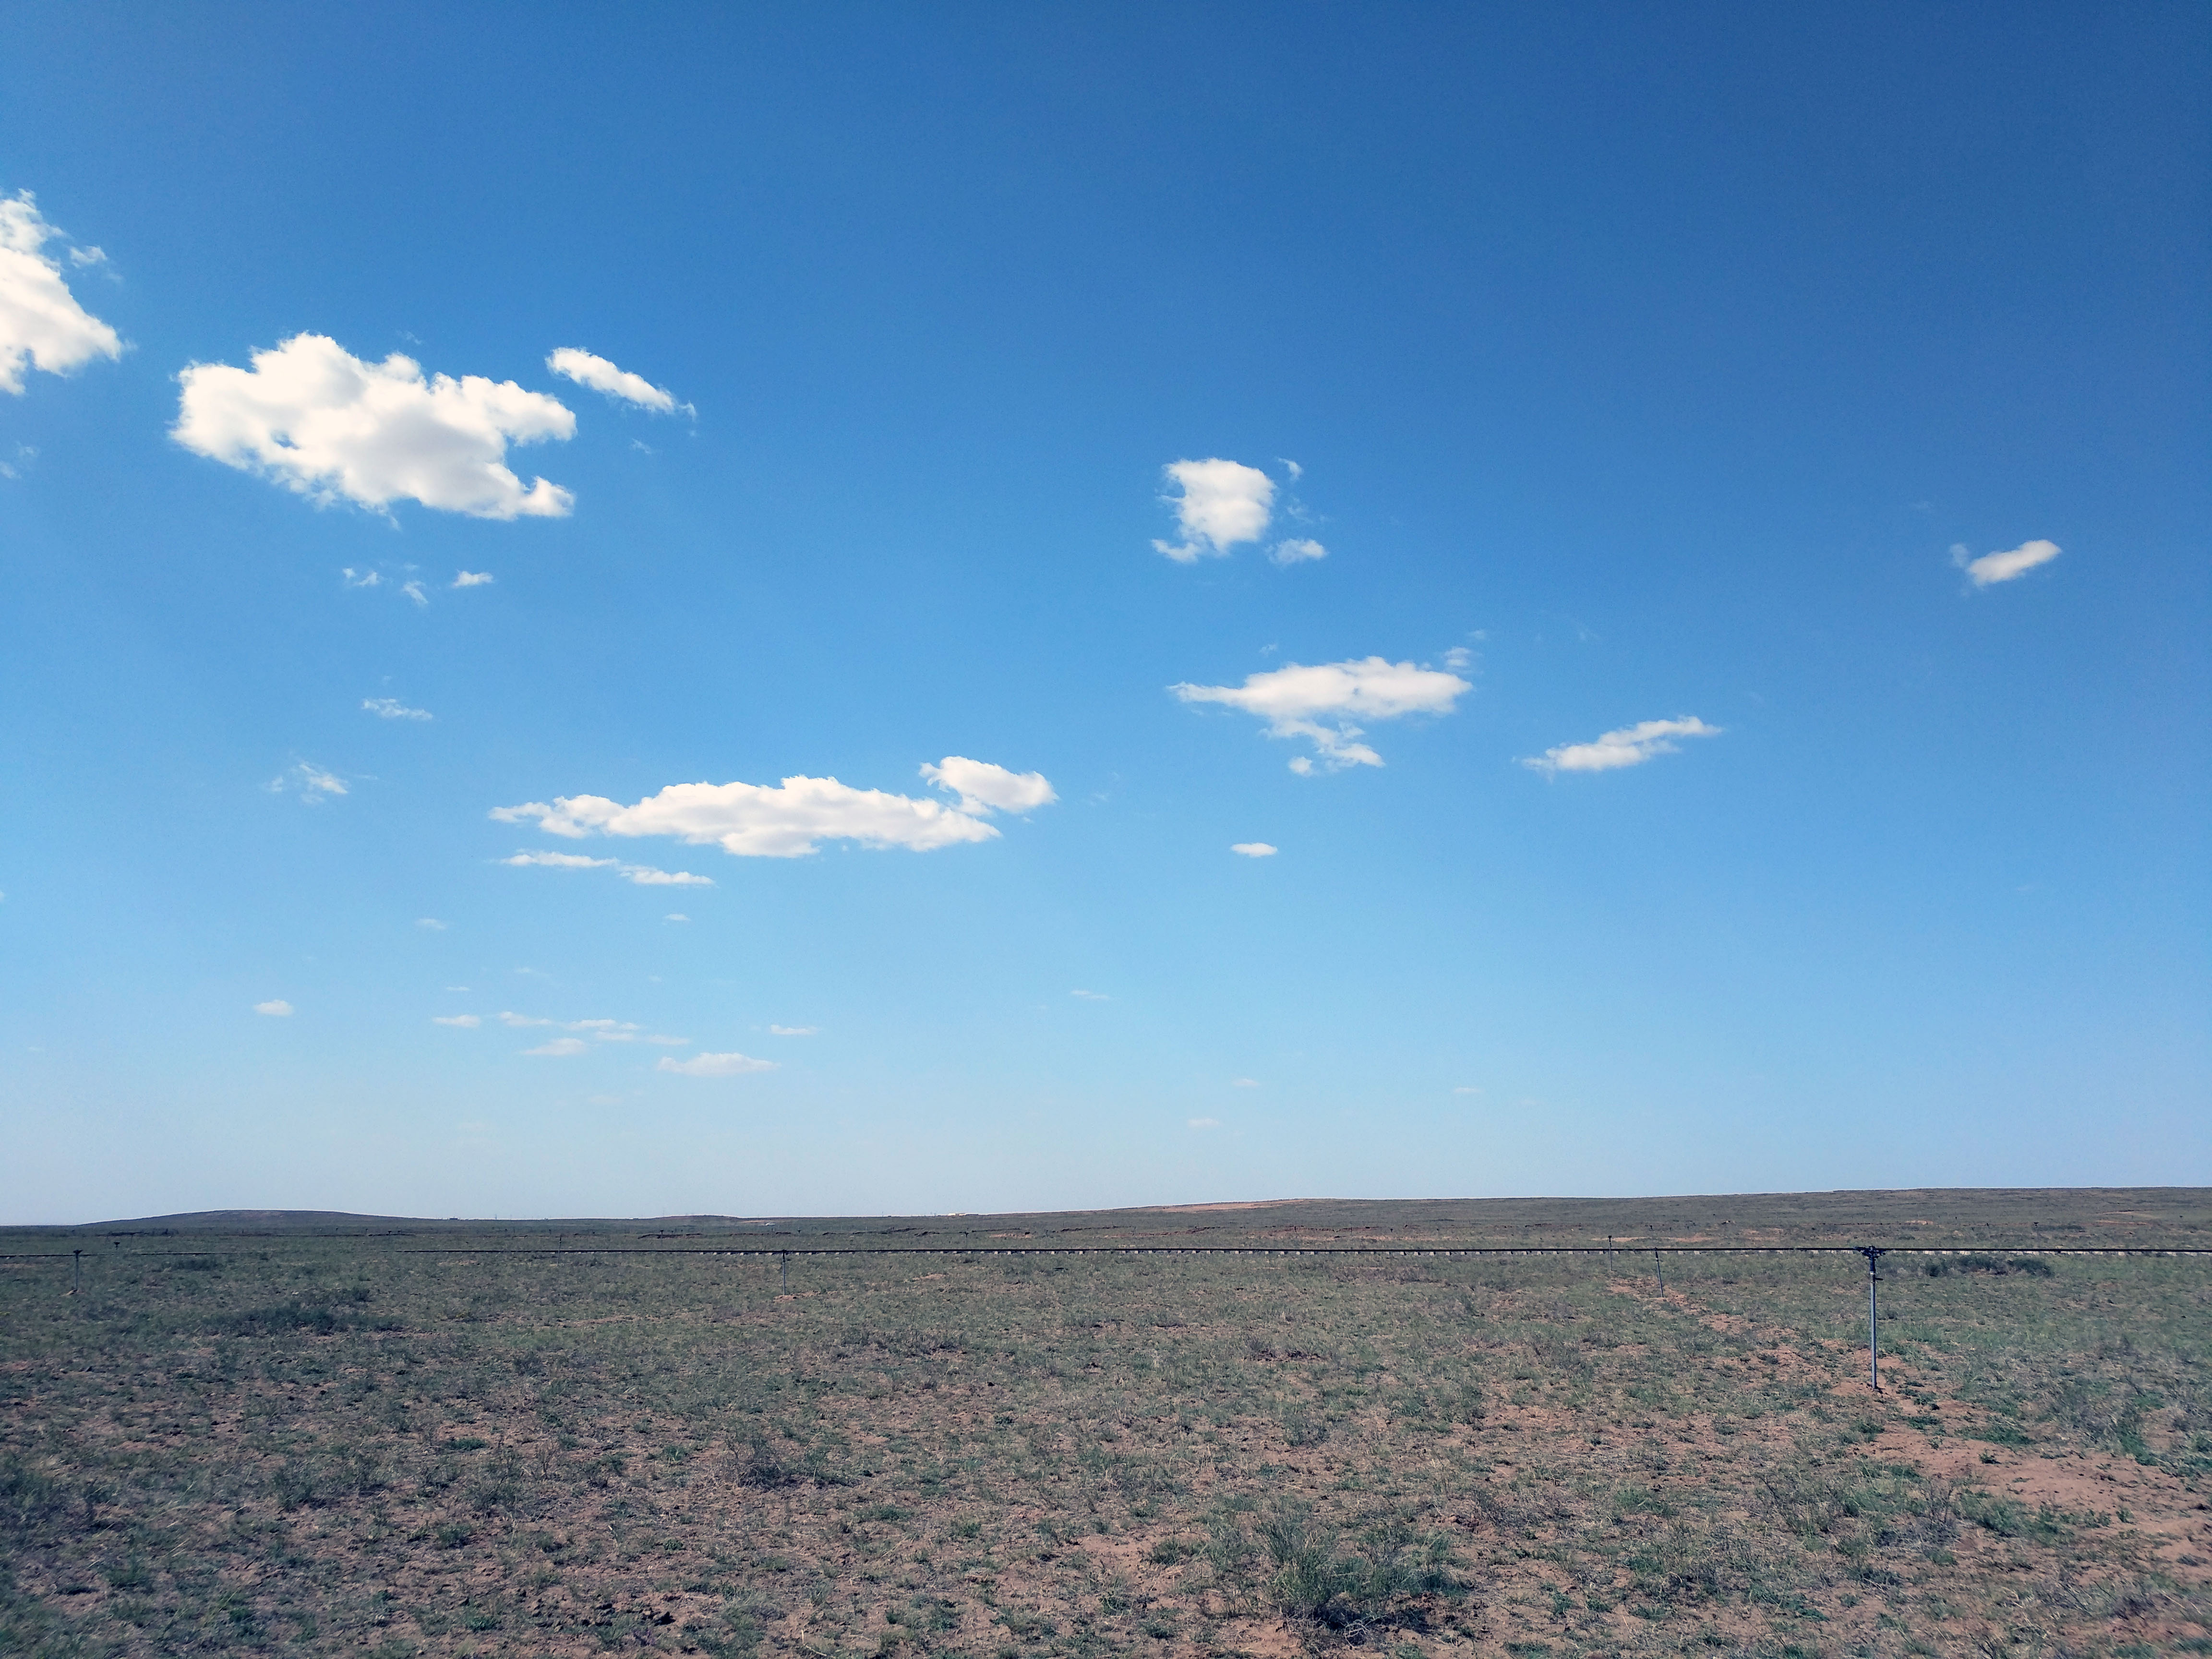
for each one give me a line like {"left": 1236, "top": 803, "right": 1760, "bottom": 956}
{"left": 1, "top": 4, "right": 2205, "bottom": 1223}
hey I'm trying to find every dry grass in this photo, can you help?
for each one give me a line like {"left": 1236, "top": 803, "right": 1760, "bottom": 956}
{"left": 2, "top": 1191, "right": 2208, "bottom": 1658}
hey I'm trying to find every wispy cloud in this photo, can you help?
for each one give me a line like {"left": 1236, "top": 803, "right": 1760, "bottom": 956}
{"left": 364, "top": 697, "right": 432, "bottom": 721}
{"left": 523, "top": 1036, "right": 589, "bottom": 1057}
{"left": 1521, "top": 717, "right": 1720, "bottom": 775}
{"left": 267, "top": 762, "right": 348, "bottom": 802}
{"left": 452, "top": 570, "right": 494, "bottom": 588}
{"left": 492, "top": 755, "right": 1053, "bottom": 860}
{"left": 658, "top": 1051, "right": 776, "bottom": 1077}
{"left": 174, "top": 334, "right": 575, "bottom": 518}
{"left": 1070, "top": 988, "right": 1109, "bottom": 1001}
{"left": 432, "top": 1014, "right": 480, "bottom": 1028}
{"left": 1172, "top": 656, "right": 1470, "bottom": 773}
{"left": 664, "top": 913, "right": 689, "bottom": 923}
{"left": 769, "top": 1025, "right": 818, "bottom": 1036}
{"left": 1952, "top": 539, "right": 2060, "bottom": 588}
{"left": 1229, "top": 842, "right": 1277, "bottom": 858}
{"left": 252, "top": 999, "right": 293, "bottom": 1017}
{"left": 546, "top": 348, "right": 691, "bottom": 416}
{"left": 1269, "top": 537, "right": 1326, "bottom": 565}
{"left": 1153, "top": 458, "right": 1274, "bottom": 562}
{"left": 497, "top": 1010, "right": 685, "bottom": 1046}
{"left": 416, "top": 917, "right": 447, "bottom": 930}
{"left": 1188, "top": 1117, "right": 1220, "bottom": 1130}
{"left": 1231, "top": 1077, "right": 1260, "bottom": 1088}
{"left": 496, "top": 849, "right": 713, "bottom": 886}
{"left": 0, "top": 191, "right": 123, "bottom": 394}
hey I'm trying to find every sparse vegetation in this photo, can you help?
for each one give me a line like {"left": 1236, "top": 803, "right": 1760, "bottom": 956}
{"left": 0, "top": 1191, "right": 2206, "bottom": 1655}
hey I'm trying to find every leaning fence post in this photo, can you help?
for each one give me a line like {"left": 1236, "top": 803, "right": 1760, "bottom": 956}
{"left": 1653, "top": 1248, "right": 1664, "bottom": 1295}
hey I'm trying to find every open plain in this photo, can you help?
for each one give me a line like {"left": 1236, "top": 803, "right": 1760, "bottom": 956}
{"left": 3, "top": 1190, "right": 2209, "bottom": 1659}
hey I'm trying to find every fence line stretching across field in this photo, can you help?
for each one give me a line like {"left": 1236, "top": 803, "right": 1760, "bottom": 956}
{"left": 10, "top": 1239, "right": 2206, "bottom": 1391}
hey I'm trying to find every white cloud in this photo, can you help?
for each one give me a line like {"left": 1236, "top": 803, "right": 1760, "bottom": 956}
{"left": 918, "top": 756, "right": 1057, "bottom": 815}
{"left": 545, "top": 348, "right": 689, "bottom": 416}
{"left": 1277, "top": 458, "right": 1303, "bottom": 481}
{"left": 1229, "top": 842, "right": 1277, "bottom": 858}
{"left": 1443, "top": 646, "right": 1473, "bottom": 670}
{"left": 1188, "top": 1117, "right": 1220, "bottom": 1130}
{"left": 252, "top": 999, "right": 293, "bottom": 1017}
{"left": 498, "top": 1010, "right": 684, "bottom": 1046}
{"left": 364, "top": 697, "right": 432, "bottom": 721}
{"left": 415, "top": 917, "right": 446, "bottom": 930}
{"left": 631, "top": 866, "right": 697, "bottom": 886}
{"left": 769, "top": 1024, "right": 817, "bottom": 1036}
{"left": 68, "top": 245, "right": 107, "bottom": 269}
{"left": 1232, "top": 1077, "right": 1261, "bottom": 1088}
{"left": 1172, "top": 656, "right": 1471, "bottom": 773}
{"left": 1070, "top": 988, "right": 1109, "bottom": 1001}
{"left": 498, "top": 848, "right": 712, "bottom": 886}
{"left": 0, "top": 192, "right": 123, "bottom": 395}
{"left": 452, "top": 570, "right": 494, "bottom": 588}
{"left": 173, "top": 333, "right": 576, "bottom": 519}
{"left": 1521, "top": 716, "right": 1721, "bottom": 775}
{"left": 1952, "top": 539, "right": 2061, "bottom": 588}
{"left": 524, "top": 1036, "right": 589, "bottom": 1057}
{"left": 1270, "top": 538, "right": 1327, "bottom": 566}
{"left": 619, "top": 865, "right": 714, "bottom": 886}
{"left": 401, "top": 579, "right": 428, "bottom": 607}
{"left": 492, "top": 755, "right": 1053, "bottom": 860}
{"left": 658, "top": 1051, "right": 777, "bottom": 1077}
{"left": 432, "top": 1014, "right": 480, "bottom": 1028}
{"left": 342, "top": 567, "right": 382, "bottom": 589}
{"left": 267, "top": 762, "right": 348, "bottom": 801}
{"left": 1153, "top": 458, "right": 1274, "bottom": 562}
{"left": 664, "top": 913, "right": 690, "bottom": 923}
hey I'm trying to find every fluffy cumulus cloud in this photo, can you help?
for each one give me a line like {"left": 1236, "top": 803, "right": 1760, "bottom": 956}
{"left": 1521, "top": 716, "right": 1721, "bottom": 775}
{"left": 0, "top": 192, "right": 123, "bottom": 395}
{"left": 1153, "top": 458, "right": 1275, "bottom": 562}
{"left": 252, "top": 999, "right": 293, "bottom": 1017}
{"left": 546, "top": 348, "right": 689, "bottom": 416}
{"left": 1230, "top": 842, "right": 1277, "bottom": 857}
{"left": 1270, "top": 538, "right": 1327, "bottom": 565}
{"left": 916, "top": 757, "right": 1056, "bottom": 815}
{"left": 1953, "top": 539, "right": 2060, "bottom": 588}
{"left": 452, "top": 570, "right": 494, "bottom": 588}
{"left": 1172, "top": 656, "right": 1470, "bottom": 773}
{"left": 173, "top": 334, "right": 576, "bottom": 518}
{"left": 658, "top": 1051, "right": 776, "bottom": 1077}
{"left": 492, "top": 756, "right": 1052, "bottom": 860}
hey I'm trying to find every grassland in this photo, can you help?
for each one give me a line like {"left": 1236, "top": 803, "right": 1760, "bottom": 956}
{"left": 3, "top": 1190, "right": 2208, "bottom": 1658}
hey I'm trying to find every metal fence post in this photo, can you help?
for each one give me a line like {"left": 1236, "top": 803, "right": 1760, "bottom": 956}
{"left": 1858, "top": 1247, "right": 1887, "bottom": 1390}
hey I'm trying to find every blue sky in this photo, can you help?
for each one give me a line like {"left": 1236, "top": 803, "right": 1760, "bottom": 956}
{"left": 1, "top": 4, "right": 2204, "bottom": 1222}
